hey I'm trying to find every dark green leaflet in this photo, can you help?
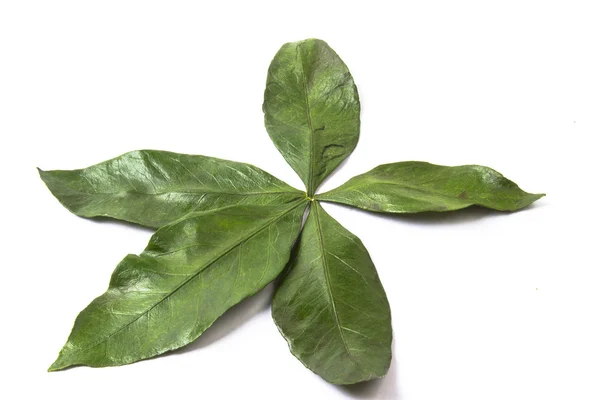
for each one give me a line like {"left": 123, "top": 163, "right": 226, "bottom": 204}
{"left": 318, "top": 162, "right": 544, "bottom": 213}
{"left": 263, "top": 39, "right": 360, "bottom": 196}
{"left": 39, "top": 150, "right": 304, "bottom": 229}
{"left": 49, "top": 201, "right": 307, "bottom": 371}
{"left": 272, "top": 202, "right": 392, "bottom": 384}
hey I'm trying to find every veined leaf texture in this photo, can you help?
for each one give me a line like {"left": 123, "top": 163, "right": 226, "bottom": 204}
{"left": 41, "top": 38, "right": 542, "bottom": 385}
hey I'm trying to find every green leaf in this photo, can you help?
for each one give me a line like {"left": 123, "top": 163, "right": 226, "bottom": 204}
{"left": 263, "top": 38, "right": 360, "bottom": 196}
{"left": 317, "top": 162, "right": 545, "bottom": 213}
{"left": 272, "top": 202, "right": 392, "bottom": 384}
{"left": 49, "top": 201, "right": 307, "bottom": 371}
{"left": 39, "top": 150, "right": 304, "bottom": 229}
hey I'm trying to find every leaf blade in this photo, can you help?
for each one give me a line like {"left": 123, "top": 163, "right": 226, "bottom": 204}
{"left": 49, "top": 201, "right": 307, "bottom": 371}
{"left": 317, "top": 162, "right": 544, "bottom": 213}
{"left": 272, "top": 202, "right": 392, "bottom": 384}
{"left": 39, "top": 150, "right": 304, "bottom": 229}
{"left": 263, "top": 38, "right": 360, "bottom": 196}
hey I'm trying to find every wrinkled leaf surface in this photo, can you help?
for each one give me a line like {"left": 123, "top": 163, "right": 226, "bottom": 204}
{"left": 263, "top": 39, "right": 360, "bottom": 196}
{"left": 272, "top": 202, "right": 391, "bottom": 384}
{"left": 318, "top": 162, "right": 544, "bottom": 213}
{"left": 40, "top": 150, "right": 304, "bottom": 228}
{"left": 49, "top": 201, "right": 306, "bottom": 371}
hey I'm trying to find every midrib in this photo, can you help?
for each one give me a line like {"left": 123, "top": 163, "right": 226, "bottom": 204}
{"left": 297, "top": 43, "right": 316, "bottom": 196}
{"left": 314, "top": 204, "right": 366, "bottom": 374}
{"left": 335, "top": 180, "right": 474, "bottom": 203}
{"left": 61, "top": 187, "right": 301, "bottom": 197}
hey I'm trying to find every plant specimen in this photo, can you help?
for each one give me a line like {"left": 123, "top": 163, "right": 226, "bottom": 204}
{"left": 40, "top": 38, "right": 543, "bottom": 384}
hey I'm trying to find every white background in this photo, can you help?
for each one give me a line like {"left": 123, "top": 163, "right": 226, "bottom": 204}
{"left": 1, "top": 1, "right": 599, "bottom": 399}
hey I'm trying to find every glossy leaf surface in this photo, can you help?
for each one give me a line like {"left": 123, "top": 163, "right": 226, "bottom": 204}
{"left": 39, "top": 150, "right": 304, "bottom": 229}
{"left": 272, "top": 202, "right": 392, "bottom": 384}
{"left": 49, "top": 201, "right": 306, "bottom": 371}
{"left": 318, "top": 162, "right": 544, "bottom": 213}
{"left": 263, "top": 38, "right": 360, "bottom": 196}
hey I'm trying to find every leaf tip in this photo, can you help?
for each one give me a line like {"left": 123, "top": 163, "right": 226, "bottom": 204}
{"left": 47, "top": 348, "right": 77, "bottom": 372}
{"left": 47, "top": 358, "right": 66, "bottom": 372}
{"left": 512, "top": 191, "right": 545, "bottom": 211}
{"left": 37, "top": 167, "right": 54, "bottom": 186}
{"left": 529, "top": 192, "right": 546, "bottom": 203}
